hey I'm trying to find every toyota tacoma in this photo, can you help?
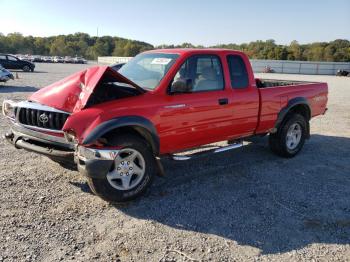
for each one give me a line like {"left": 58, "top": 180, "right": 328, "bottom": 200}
{"left": 2, "top": 49, "right": 328, "bottom": 202}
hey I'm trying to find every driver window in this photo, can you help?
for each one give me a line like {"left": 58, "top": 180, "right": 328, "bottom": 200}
{"left": 173, "top": 55, "right": 224, "bottom": 92}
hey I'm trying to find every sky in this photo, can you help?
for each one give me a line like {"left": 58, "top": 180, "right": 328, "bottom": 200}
{"left": 0, "top": 0, "right": 349, "bottom": 46}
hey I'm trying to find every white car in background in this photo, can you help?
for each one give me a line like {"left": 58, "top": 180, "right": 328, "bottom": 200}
{"left": 42, "top": 56, "right": 54, "bottom": 63}
{"left": 73, "top": 57, "right": 87, "bottom": 64}
{"left": 0, "top": 65, "right": 14, "bottom": 83}
{"left": 64, "top": 56, "right": 74, "bottom": 63}
{"left": 53, "top": 56, "right": 64, "bottom": 63}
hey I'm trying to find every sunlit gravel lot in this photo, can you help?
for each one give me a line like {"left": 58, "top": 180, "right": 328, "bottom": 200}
{"left": 0, "top": 63, "right": 349, "bottom": 261}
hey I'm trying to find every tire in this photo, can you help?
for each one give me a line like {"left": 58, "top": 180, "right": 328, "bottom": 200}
{"left": 269, "top": 114, "right": 307, "bottom": 158}
{"left": 22, "top": 65, "right": 30, "bottom": 72}
{"left": 87, "top": 134, "right": 156, "bottom": 202}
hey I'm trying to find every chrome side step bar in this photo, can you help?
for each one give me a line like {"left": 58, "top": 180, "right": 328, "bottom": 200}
{"left": 171, "top": 141, "right": 243, "bottom": 161}
{"left": 214, "top": 142, "right": 243, "bottom": 153}
{"left": 172, "top": 155, "right": 192, "bottom": 161}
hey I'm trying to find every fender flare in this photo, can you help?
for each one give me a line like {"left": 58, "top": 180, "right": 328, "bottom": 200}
{"left": 274, "top": 97, "right": 311, "bottom": 137}
{"left": 82, "top": 116, "right": 160, "bottom": 155}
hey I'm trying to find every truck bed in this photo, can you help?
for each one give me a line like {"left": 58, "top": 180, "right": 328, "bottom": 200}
{"left": 256, "top": 79, "right": 314, "bottom": 88}
{"left": 255, "top": 79, "right": 328, "bottom": 134}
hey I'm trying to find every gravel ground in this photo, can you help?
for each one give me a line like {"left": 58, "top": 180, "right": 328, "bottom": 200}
{"left": 0, "top": 63, "right": 349, "bottom": 262}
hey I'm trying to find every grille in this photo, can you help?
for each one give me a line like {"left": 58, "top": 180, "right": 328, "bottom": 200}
{"left": 17, "top": 107, "right": 69, "bottom": 131}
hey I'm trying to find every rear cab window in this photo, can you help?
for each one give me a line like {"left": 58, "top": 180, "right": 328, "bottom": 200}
{"left": 227, "top": 55, "right": 249, "bottom": 89}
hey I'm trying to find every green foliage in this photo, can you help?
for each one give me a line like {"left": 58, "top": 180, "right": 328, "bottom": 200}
{"left": 0, "top": 32, "right": 349, "bottom": 62}
{"left": 158, "top": 39, "right": 350, "bottom": 62}
{"left": 0, "top": 32, "right": 153, "bottom": 60}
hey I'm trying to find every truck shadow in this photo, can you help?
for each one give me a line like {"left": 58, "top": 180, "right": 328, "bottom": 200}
{"left": 0, "top": 85, "right": 38, "bottom": 93}
{"left": 113, "top": 134, "right": 350, "bottom": 254}
{"left": 8, "top": 70, "right": 47, "bottom": 73}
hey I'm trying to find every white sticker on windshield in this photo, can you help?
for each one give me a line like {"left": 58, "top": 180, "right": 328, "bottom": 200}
{"left": 151, "top": 58, "right": 172, "bottom": 65}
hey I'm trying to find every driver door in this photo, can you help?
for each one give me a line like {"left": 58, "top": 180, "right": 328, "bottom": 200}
{"left": 0, "top": 55, "right": 9, "bottom": 68}
{"left": 159, "top": 55, "right": 234, "bottom": 153}
{"left": 6, "top": 55, "right": 18, "bottom": 69}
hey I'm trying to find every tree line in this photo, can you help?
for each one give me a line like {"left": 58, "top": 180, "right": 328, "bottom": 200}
{"left": 0, "top": 32, "right": 153, "bottom": 59}
{"left": 0, "top": 33, "right": 349, "bottom": 62}
{"left": 158, "top": 39, "right": 350, "bottom": 62}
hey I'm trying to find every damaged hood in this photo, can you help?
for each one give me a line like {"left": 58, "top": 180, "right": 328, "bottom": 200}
{"left": 29, "top": 66, "right": 145, "bottom": 113}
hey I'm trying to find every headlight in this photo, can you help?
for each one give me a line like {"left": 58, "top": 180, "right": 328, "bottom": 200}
{"left": 2, "top": 100, "right": 17, "bottom": 120}
{"left": 77, "top": 146, "right": 120, "bottom": 161}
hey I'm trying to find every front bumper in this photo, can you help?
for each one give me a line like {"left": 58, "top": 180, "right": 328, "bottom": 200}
{"left": 3, "top": 125, "right": 119, "bottom": 179}
{"left": 76, "top": 146, "right": 119, "bottom": 179}
{"left": 4, "top": 127, "right": 75, "bottom": 164}
{"left": 0, "top": 75, "right": 13, "bottom": 82}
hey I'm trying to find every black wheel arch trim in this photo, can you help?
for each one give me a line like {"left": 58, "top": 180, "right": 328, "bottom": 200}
{"left": 82, "top": 116, "right": 160, "bottom": 155}
{"left": 274, "top": 97, "right": 311, "bottom": 138}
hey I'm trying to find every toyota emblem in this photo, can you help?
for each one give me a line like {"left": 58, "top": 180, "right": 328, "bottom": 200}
{"left": 39, "top": 113, "right": 49, "bottom": 124}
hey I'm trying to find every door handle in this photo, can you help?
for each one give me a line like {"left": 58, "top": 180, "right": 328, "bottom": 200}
{"left": 218, "top": 98, "right": 228, "bottom": 105}
{"left": 163, "top": 104, "right": 187, "bottom": 109}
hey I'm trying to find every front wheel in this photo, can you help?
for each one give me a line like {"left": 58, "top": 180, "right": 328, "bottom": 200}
{"left": 87, "top": 134, "right": 156, "bottom": 202}
{"left": 269, "top": 114, "right": 307, "bottom": 158}
{"left": 22, "top": 65, "right": 31, "bottom": 72}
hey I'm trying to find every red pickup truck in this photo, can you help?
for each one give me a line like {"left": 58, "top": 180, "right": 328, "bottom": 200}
{"left": 2, "top": 49, "right": 328, "bottom": 202}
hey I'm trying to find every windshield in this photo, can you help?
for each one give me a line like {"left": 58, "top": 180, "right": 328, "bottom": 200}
{"left": 118, "top": 53, "right": 179, "bottom": 90}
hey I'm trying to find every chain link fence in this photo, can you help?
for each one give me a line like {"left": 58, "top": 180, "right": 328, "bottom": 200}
{"left": 251, "top": 59, "right": 350, "bottom": 75}
{"left": 98, "top": 56, "right": 350, "bottom": 75}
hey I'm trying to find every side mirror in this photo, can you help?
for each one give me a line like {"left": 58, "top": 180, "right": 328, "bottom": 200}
{"left": 170, "top": 78, "right": 193, "bottom": 93}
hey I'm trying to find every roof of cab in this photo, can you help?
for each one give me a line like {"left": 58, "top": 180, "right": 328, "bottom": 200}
{"left": 144, "top": 48, "right": 245, "bottom": 55}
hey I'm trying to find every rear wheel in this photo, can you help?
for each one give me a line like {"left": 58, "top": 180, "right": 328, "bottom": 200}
{"left": 87, "top": 134, "right": 156, "bottom": 202}
{"left": 269, "top": 114, "right": 307, "bottom": 158}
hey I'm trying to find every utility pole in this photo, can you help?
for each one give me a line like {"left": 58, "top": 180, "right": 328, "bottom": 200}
{"left": 97, "top": 27, "right": 99, "bottom": 37}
